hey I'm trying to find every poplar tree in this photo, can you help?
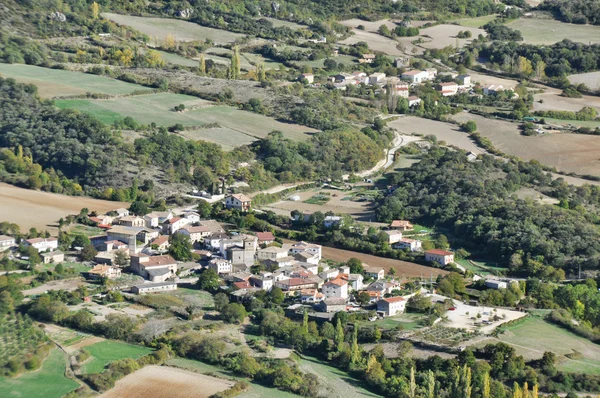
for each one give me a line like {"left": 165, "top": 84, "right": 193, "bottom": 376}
{"left": 199, "top": 53, "right": 206, "bottom": 75}
{"left": 409, "top": 367, "right": 416, "bottom": 398}
{"left": 334, "top": 319, "right": 344, "bottom": 352}
{"left": 427, "top": 370, "right": 435, "bottom": 398}
{"left": 482, "top": 372, "right": 491, "bottom": 398}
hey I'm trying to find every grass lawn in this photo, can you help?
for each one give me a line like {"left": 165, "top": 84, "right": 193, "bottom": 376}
{"left": 81, "top": 340, "right": 153, "bottom": 374}
{"left": 298, "top": 356, "right": 379, "bottom": 398}
{"left": 558, "top": 357, "right": 600, "bottom": 375}
{"left": 69, "top": 224, "right": 106, "bottom": 237}
{"left": 450, "top": 14, "right": 498, "bottom": 28}
{"left": 0, "top": 348, "right": 79, "bottom": 398}
{"left": 303, "top": 194, "right": 331, "bottom": 205}
{"left": 56, "top": 92, "right": 317, "bottom": 146}
{"left": 363, "top": 312, "right": 427, "bottom": 331}
{"left": 172, "top": 287, "right": 215, "bottom": 309}
{"left": 455, "top": 259, "right": 504, "bottom": 276}
{"left": 0, "top": 64, "right": 149, "bottom": 99}
{"left": 505, "top": 18, "right": 600, "bottom": 45}
{"left": 166, "top": 357, "right": 298, "bottom": 398}
{"left": 37, "top": 261, "right": 90, "bottom": 274}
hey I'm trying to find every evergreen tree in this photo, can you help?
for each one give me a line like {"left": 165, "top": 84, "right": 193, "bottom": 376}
{"left": 91, "top": 1, "right": 99, "bottom": 19}
{"left": 230, "top": 46, "right": 241, "bottom": 79}
{"left": 350, "top": 326, "right": 360, "bottom": 364}
{"left": 532, "top": 384, "right": 538, "bottom": 398}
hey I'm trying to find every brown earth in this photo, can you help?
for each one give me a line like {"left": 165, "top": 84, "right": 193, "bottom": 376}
{"left": 100, "top": 365, "right": 234, "bottom": 398}
{"left": 0, "top": 183, "right": 127, "bottom": 233}
{"left": 320, "top": 246, "right": 448, "bottom": 278}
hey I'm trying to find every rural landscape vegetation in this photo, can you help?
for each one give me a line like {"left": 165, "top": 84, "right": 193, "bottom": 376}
{"left": 1, "top": 0, "right": 600, "bottom": 397}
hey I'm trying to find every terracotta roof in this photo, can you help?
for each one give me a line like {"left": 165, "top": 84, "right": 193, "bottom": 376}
{"left": 439, "top": 82, "right": 458, "bottom": 86}
{"left": 89, "top": 216, "right": 103, "bottom": 224}
{"left": 426, "top": 249, "right": 453, "bottom": 256}
{"left": 278, "top": 278, "right": 315, "bottom": 287}
{"left": 391, "top": 220, "right": 413, "bottom": 228}
{"left": 89, "top": 265, "right": 116, "bottom": 274}
{"left": 167, "top": 217, "right": 183, "bottom": 224}
{"left": 325, "top": 279, "right": 347, "bottom": 287}
{"left": 152, "top": 235, "right": 169, "bottom": 246}
{"left": 403, "top": 70, "right": 425, "bottom": 76}
{"left": 382, "top": 296, "right": 405, "bottom": 303}
{"left": 256, "top": 232, "right": 275, "bottom": 241}
{"left": 408, "top": 96, "right": 420, "bottom": 101}
{"left": 231, "top": 194, "right": 252, "bottom": 202}
{"left": 139, "top": 255, "right": 176, "bottom": 267}
{"left": 233, "top": 281, "right": 251, "bottom": 289}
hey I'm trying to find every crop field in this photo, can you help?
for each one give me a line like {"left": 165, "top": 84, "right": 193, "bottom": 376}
{"left": 505, "top": 18, "right": 600, "bottom": 45}
{"left": 320, "top": 245, "right": 449, "bottom": 278}
{"left": 418, "top": 24, "right": 486, "bottom": 50}
{"left": 298, "top": 356, "right": 379, "bottom": 398}
{"left": 451, "top": 14, "right": 498, "bottom": 28}
{"left": 452, "top": 113, "right": 600, "bottom": 178}
{"left": 387, "top": 116, "right": 485, "bottom": 154}
{"left": 155, "top": 50, "right": 198, "bottom": 67}
{"left": 568, "top": 71, "right": 600, "bottom": 91}
{"left": 102, "top": 365, "right": 234, "bottom": 398}
{"left": 491, "top": 317, "right": 600, "bottom": 373}
{"left": 0, "top": 64, "right": 148, "bottom": 99}
{"left": 81, "top": 340, "right": 153, "bottom": 374}
{"left": 340, "top": 29, "right": 408, "bottom": 56}
{"left": 0, "top": 182, "right": 127, "bottom": 233}
{"left": 56, "top": 93, "right": 316, "bottom": 145}
{"left": 102, "top": 13, "right": 243, "bottom": 45}
{"left": 0, "top": 348, "right": 79, "bottom": 398}
{"left": 166, "top": 358, "right": 298, "bottom": 398}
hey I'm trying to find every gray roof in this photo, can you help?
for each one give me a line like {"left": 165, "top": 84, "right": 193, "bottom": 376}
{"left": 133, "top": 281, "right": 176, "bottom": 289}
{"left": 147, "top": 268, "right": 171, "bottom": 277}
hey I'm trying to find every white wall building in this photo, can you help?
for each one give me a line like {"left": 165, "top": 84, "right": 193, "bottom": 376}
{"left": 322, "top": 279, "right": 349, "bottom": 300}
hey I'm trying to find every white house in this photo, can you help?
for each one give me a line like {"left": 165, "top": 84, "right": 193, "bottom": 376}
{"left": 483, "top": 84, "right": 504, "bottom": 95}
{"left": 395, "top": 84, "right": 410, "bottom": 98}
{"left": 204, "top": 232, "right": 229, "bottom": 250}
{"left": 0, "top": 235, "right": 16, "bottom": 250}
{"left": 144, "top": 211, "right": 173, "bottom": 228}
{"left": 130, "top": 254, "right": 178, "bottom": 282}
{"left": 322, "top": 278, "right": 349, "bottom": 299}
{"left": 401, "top": 70, "right": 429, "bottom": 84}
{"left": 424, "top": 249, "right": 455, "bottom": 266}
{"left": 23, "top": 237, "right": 58, "bottom": 253}
{"left": 323, "top": 216, "right": 343, "bottom": 228}
{"left": 457, "top": 74, "right": 471, "bottom": 87}
{"left": 384, "top": 230, "right": 403, "bottom": 244}
{"left": 363, "top": 264, "right": 385, "bottom": 280}
{"left": 208, "top": 258, "right": 232, "bottom": 274}
{"left": 439, "top": 82, "right": 459, "bottom": 96}
{"left": 299, "top": 73, "right": 314, "bottom": 84}
{"left": 394, "top": 238, "right": 422, "bottom": 252}
{"left": 225, "top": 194, "right": 252, "bottom": 212}
{"left": 408, "top": 96, "right": 422, "bottom": 107}
{"left": 485, "top": 279, "right": 508, "bottom": 289}
{"left": 289, "top": 242, "right": 322, "bottom": 261}
{"left": 319, "top": 268, "right": 340, "bottom": 280}
{"left": 119, "top": 216, "right": 145, "bottom": 228}
{"left": 176, "top": 225, "right": 211, "bottom": 243}
{"left": 162, "top": 217, "right": 191, "bottom": 235}
{"left": 257, "top": 246, "right": 289, "bottom": 260}
{"left": 368, "top": 72, "right": 386, "bottom": 85}
{"left": 347, "top": 273, "right": 364, "bottom": 291}
{"left": 352, "top": 71, "right": 368, "bottom": 83}
{"left": 377, "top": 296, "right": 407, "bottom": 316}
{"left": 183, "top": 212, "right": 201, "bottom": 224}
{"left": 250, "top": 274, "right": 274, "bottom": 291}
{"left": 113, "top": 208, "right": 129, "bottom": 218}
{"left": 425, "top": 68, "right": 438, "bottom": 80}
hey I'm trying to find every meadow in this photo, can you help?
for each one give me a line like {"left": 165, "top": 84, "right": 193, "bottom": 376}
{"left": 0, "top": 348, "right": 79, "bottom": 398}
{"left": 102, "top": 13, "right": 243, "bottom": 45}
{"left": 450, "top": 14, "right": 498, "bottom": 28}
{"left": 568, "top": 71, "right": 600, "bottom": 91}
{"left": 294, "top": 55, "right": 358, "bottom": 69}
{"left": 505, "top": 18, "right": 600, "bottom": 45}
{"left": 81, "top": 340, "right": 153, "bottom": 374}
{"left": 56, "top": 92, "right": 317, "bottom": 146}
{"left": 0, "top": 64, "right": 149, "bottom": 99}
{"left": 418, "top": 24, "right": 486, "bottom": 50}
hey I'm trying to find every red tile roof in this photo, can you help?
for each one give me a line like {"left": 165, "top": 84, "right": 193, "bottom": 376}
{"left": 167, "top": 217, "right": 182, "bottom": 224}
{"left": 325, "top": 279, "right": 347, "bottom": 287}
{"left": 382, "top": 296, "right": 405, "bottom": 303}
{"left": 256, "top": 232, "right": 275, "bottom": 242}
{"left": 426, "top": 249, "right": 453, "bottom": 256}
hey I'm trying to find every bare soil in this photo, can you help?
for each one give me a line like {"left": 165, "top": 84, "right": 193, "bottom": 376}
{"left": 22, "top": 278, "right": 88, "bottom": 296}
{"left": 418, "top": 24, "right": 486, "bottom": 50}
{"left": 534, "top": 86, "right": 600, "bottom": 112}
{"left": 101, "top": 365, "right": 234, "bottom": 398}
{"left": 0, "top": 182, "right": 127, "bottom": 233}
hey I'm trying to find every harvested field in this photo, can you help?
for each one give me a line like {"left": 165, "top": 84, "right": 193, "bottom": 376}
{"left": 339, "top": 29, "right": 409, "bottom": 56}
{"left": 418, "top": 24, "right": 486, "bottom": 50}
{"left": 102, "top": 13, "right": 243, "bottom": 45}
{"left": 0, "top": 64, "right": 148, "bottom": 99}
{"left": 101, "top": 365, "right": 234, "bottom": 398}
{"left": 0, "top": 182, "right": 127, "bottom": 233}
{"left": 295, "top": 55, "right": 358, "bottom": 69}
{"left": 320, "top": 245, "right": 449, "bottom": 278}
{"left": 506, "top": 18, "right": 600, "bottom": 44}
{"left": 452, "top": 113, "right": 600, "bottom": 177}
{"left": 514, "top": 187, "right": 559, "bottom": 205}
{"left": 387, "top": 116, "right": 484, "bottom": 154}
{"left": 534, "top": 86, "right": 600, "bottom": 113}
{"left": 57, "top": 93, "right": 317, "bottom": 145}
{"left": 22, "top": 278, "right": 88, "bottom": 296}
{"left": 465, "top": 70, "right": 518, "bottom": 88}
{"left": 568, "top": 71, "right": 600, "bottom": 92}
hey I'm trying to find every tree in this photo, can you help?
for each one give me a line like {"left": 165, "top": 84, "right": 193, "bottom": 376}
{"left": 197, "top": 200, "right": 212, "bottom": 219}
{"left": 518, "top": 56, "right": 534, "bottom": 77}
{"left": 113, "top": 250, "right": 129, "bottom": 267}
{"left": 230, "top": 46, "right": 241, "bottom": 79}
{"left": 535, "top": 60, "right": 546, "bottom": 80}
{"left": 214, "top": 292, "right": 229, "bottom": 311}
{"left": 129, "top": 201, "right": 149, "bottom": 216}
{"left": 334, "top": 319, "right": 345, "bottom": 352}
{"left": 357, "top": 291, "right": 371, "bottom": 306}
{"left": 169, "top": 233, "right": 193, "bottom": 261}
{"left": 350, "top": 326, "right": 360, "bottom": 364}
{"left": 221, "top": 303, "right": 246, "bottom": 324}
{"left": 427, "top": 370, "right": 436, "bottom": 398}
{"left": 199, "top": 53, "right": 206, "bottom": 75}
{"left": 91, "top": 1, "right": 99, "bottom": 19}
{"left": 324, "top": 58, "right": 337, "bottom": 70}
{"left": 409, "top": 367, "right": 416, "bottom": 398}
{"left": 482, "top": 372, "right": 491, "bottom": 398}
{"left": 347, "top": 258, "right": 364, "bottom": 274}
{"left": 321, "top": 322, "right": 335, "bottom": 339}
{"left": 197, "top": 268, "right": 220, "bottom": 291}
{"left": 81, "top": 244, "right": 97, "bottom": 261}
{"left": 461, "top": 121, "right": 477, "bottom": 133}
{"left": 269, "top": 286, "right": 285, "bottom": 305}
{"left": 72, "top": 234, "right": 91, "bottom": 248}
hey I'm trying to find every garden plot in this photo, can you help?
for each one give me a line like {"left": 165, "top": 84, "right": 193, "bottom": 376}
{"left": 505, "top": 18, "right": 600, "bottom": 45}
{"left": 452, "top": 113, "right": 600, "bottom": 178}
{"left": 102, "top": 13, "right": 243, "bottom": 45}
{"left": 101, "top": 365, "right": 233, "bottom": 398}
{"left": 0, "top": 64, "right": 149, "bottom": 99}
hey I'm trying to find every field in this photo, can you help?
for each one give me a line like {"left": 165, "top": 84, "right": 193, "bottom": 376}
{"left": 543, "top": 118, "right": 600, "bottom": 129}
{"left": 487, "top": 317, "right": 600, "bottom": 374}
{"left": 452, "top": 113, "right": 600, "bottom": 178}
{"left": 387, "top": 116, "right": 485, "bottom": 154}
{"left": 320, "top": 245, "right": 449, "bottom": 278}
{"left": 0, "top": 348, "right": 79, "bottom": 398}
{"left": 0, "top": 64, "right": 149, "bottom": 99}
{"left": 505, "top": 18, "right": 600, "bottom": 45}
{"left": 81, "top": 340, "right": 153, "bottom": 374}
{"left": 101, "top": 365, "right": 234, "bottom": 398}
{"left": 295, "top": 55, "right": 358, "bottom": 69}
{"left": 534, "top": 86, "right": 600, "bottom": 113}
{"left": 155, "top": 50, "right": 199, "bottom": 67}
{"left": 568, "top": 71, "right": 600, "bottom": 91}
{"left": 259, "top": 17, "right": 306, "bottom": 30}
{"left": 102, "top": 13, "right": 243, "bottom": 45}
{"left": 364, "top": 312, "right": 428, "bottom": 331}
{"left": 166, "top": 358, "right": 298, "bottom": 398}
{"left": 0, "top": 182, "right": 127, "bottom": 233}
{"left": 298, "top": 356, "right": 379, "bottom": 398}
{"left": 56, "top": 93, "right": 317, "bottom": 147}
{"left": 340, "top": 28, "right": 408, "bottom": 56}
{"left": 418, "top": 24, "right": 486, "bottom": 50}
{"left": 451, "top": 14, "right": 498, "bottom": 28}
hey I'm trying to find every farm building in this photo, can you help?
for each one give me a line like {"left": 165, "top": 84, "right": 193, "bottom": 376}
{"left": 41, "top": 251, "right": 64, "bottom": 264}
{"left": 0, "top": 235, "right": 16, "bottom": 250}
{"left": 23, "top": 237, "right": 58, "bottom": 252}
{"left": 319, "top": 297, "right": 347, "bottom": 313}
{"left": 377, "top": 296, "right": 407, "bottom": 316}
{"left": 390, "top": 220, "right": 414, "bottom": 231}
{"left": 131, "top": 282, "right": 177, "bottom": 294}
{"left": 425, "top": 249, "right": 455, "bottom": 266}
{"left": 225, "top": 194, "right": 252, "bottom": 212}
{"left": 485, "top": 280, "right": 508, "bottom": 289}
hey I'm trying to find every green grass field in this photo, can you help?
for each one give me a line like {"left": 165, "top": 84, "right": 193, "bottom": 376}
{"left": 451, "top": 14, "right": 498, "bottom": 28}
{"left": 56, "top": 92, "right": 317, "bottom": 146}
{"left": 363, "top": 312, "right": 427, "bottom": 331}
{"left": 0, "top": 64, "right": 149, "bottom": 99}
{"left": 0, "top": 348, "right": 79, "bottom": 398}
{"left": 155, "top": 50, "right": 199, "bottom": 67}
{"left": 166, "top": 357, "right": 298, "bottom": 398}
{"left": 496, "top": 317, "right": 600, "bottom": 373}
{"left": 298, "top": 356, "right": 379, "bottom": 398}
{"left": 81, "top": 340, "right": 153, "bottom": 374}
{"left": 505, "top": 18, "right": 600, "bottom": 44}
{"left": 294, "top": 55, "right": 358, "bottom": 69}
